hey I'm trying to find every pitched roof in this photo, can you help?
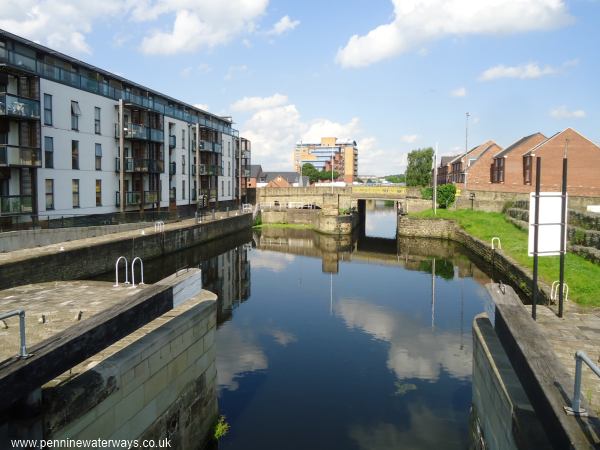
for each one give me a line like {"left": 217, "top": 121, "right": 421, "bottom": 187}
{"left": 249, "top": 164, "right": 263, "bottom": 178}
{"left": 522, "top": 128, "right": 600, "bottom": 157}
{"left": 439, "top": 155, "right": 458, "bottom": 166}
{"left": 494, "top": 133, "right": 546, "bottom": 159}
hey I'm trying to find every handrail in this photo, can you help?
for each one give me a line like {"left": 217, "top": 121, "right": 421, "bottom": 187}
{"left": 551, "top": 281, "right": 569, "bottom": 304}
{"left": 491, "top": 237, "right": 502, "bottom": 250}
{"left": 114, "top": 256, "right": 129, "bottom": 286}
{"left": 0, "top": 309, "right": 30, "bottom": 358}
{"left": 154, "top": 221, "right": 165, "bottom": 232}
{"left": 131, "top": 257, "right": 145, "bottom": 287}
{"left": 564, "top": 351, "right": 600, "bottom": 416}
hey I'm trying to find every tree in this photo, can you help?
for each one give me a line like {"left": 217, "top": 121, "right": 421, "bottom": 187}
{"left": 301, "top": 163, "right": 320, "bottom": 184}
{"left": 405, "top": 148, "right": 434, "bottom": 186}
{"left": 318, "top": 170, "right": 339, "bottom": 181}
{"left": 437, "top": 184, "right": 456, "bottom": 208}
{"left": 385, "top": 174, "right": 405, "bottom": 184}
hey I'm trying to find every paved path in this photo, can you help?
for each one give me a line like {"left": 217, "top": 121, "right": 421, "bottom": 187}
{"left": 527, "top": 302, "right": 600, "bottom": 415}
{"left": 0, "top": 281, "right": 148, "bottom": 363}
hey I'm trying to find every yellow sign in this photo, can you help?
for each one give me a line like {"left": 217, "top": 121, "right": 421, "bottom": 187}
{"left": 455, "top": 188, "right": 462, "bottom": 197}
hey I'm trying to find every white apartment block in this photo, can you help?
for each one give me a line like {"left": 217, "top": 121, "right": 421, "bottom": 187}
{"left": 0, "top": 29, "right": 251, "bottom": 227}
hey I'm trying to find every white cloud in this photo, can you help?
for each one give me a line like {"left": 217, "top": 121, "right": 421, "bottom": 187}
{"left": 400, "top": 134, "right": 419, "bottom": 143}
{"left": 479, "top": 62, "right": 557, "bottom": 81}
{"left": 231, "top": 93, "right": 289, "bottom": 112}
{"left": 451, "top": 87, "right": 467, "bottom": 97}
{"left": 550, "top": 106, "right": 586, "bottom": 119}
{"left": 225, "top": 64, "right": 249, "bottom": 81}
{"left": 335, "top": 0, "right": 572, "bottom": 68}
{"left": 0, "top": 0, "right": 126, "bottom": 54}
{"left": 266, "top": 15, "right": 300, "bottom": 35}
{"left": 138, "top": 0, "right": 269, "bottom": 55}
{"left": 236, "top": 93, "right": 404, "bottom": 174}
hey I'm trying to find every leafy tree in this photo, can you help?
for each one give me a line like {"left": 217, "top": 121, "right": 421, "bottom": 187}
{"left": 318, "top": 170, "right": 339, "bottom": 181}
{"left": 301, "top": 163, "right": 320, "bottom": 184}
{"left": 385, "top": 174, "right": 405, "bottom": 184}
{"left": 405, "top": 148, "right": 434, "bottom": 186}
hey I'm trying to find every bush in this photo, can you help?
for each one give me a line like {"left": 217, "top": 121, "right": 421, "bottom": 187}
{"left": 437, "top": 184, "right": 456, "bottom": 209}
{"left": 420, "top": 185, "right": 456, "bottom": 208}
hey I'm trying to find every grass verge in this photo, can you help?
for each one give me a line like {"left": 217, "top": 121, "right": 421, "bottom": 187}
{"left": 412, "top": 209, "right": 600, "bottom": 307}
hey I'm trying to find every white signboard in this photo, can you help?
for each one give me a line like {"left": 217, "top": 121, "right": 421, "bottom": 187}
{"left": 528, "top": 192, "right": 568, "bottom": 256}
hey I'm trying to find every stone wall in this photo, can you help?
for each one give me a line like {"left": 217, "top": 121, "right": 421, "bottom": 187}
{"left": 260, "top": 208, "right": 358, "bottom": 235}
{"left": 46, "top": 293, "right": 218, "bottom": 448}
{"left": 0, "top": 223, "right": 152, "bottom": 253}
{"left": 0, "top": 214, "right": 252, "bottom": 290}
{"left": 397, "top": 216, "right": 551, "bottom": 303}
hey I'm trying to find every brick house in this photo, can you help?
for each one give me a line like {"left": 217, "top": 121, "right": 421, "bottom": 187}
{"left": 490, "top": 133, "right": 547, "bottom": 193}
{"left": 446, "top": 140, "right": 503, "bottom": 190}
{"left": 521, "top": 128, "right": 600, "bottom": 197}
{"left": 437, "top": 155, "right": 458, "bottom": 185}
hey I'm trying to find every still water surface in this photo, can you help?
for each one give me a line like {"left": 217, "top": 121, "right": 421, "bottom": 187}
{"left": 215, "top": 206, "right": 491, "bottom": 449}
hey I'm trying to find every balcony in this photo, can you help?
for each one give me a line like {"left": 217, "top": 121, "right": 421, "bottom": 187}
{"left": 1, "top": 195, "right": 33, "bottom": 214}
{"left": 0, "top": 145, "right": 42, "bottom": 167}
{"left": 144, "top": 190, "right": 159, "bottom": 204}
{"left": 169, "top": 135, "right": 176, "bottom": 148}
{"left": 169, "top": 161, "right": 176, "bottom": 176}
{"left": 115, "top": 191, "right": 141, "bottom": 207}
{"left": 115, "top": 157, "right": 164, "bottom": 173}
{"left": 115, "top": 123, "right": 164, "bottom": 143}
{"left": 0, "top": 94, "right": 40, "bottom": 120}
{"left": 241, "top": 150, "right": 251, "bottom": 159}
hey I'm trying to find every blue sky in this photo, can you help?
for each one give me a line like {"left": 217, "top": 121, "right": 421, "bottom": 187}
{"left": 2, "top": 0, "right": 598, "bottom": 175}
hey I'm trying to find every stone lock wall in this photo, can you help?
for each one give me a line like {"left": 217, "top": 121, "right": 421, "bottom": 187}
{"left": 0, "top": 214, "right": 252, "bottom": 290}
{"left": 46, "top": 294, "right": 218, "bottom": 448}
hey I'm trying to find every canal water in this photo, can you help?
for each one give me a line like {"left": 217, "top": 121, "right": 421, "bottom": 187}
{"left": 94, "top": 204, "right": 493, "bottom": 449}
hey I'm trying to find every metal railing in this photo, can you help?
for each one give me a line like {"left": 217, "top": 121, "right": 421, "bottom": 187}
{"left": 551, "top": 281, "right": 569, "bottom": 304}
{"left": 0, "top": 144, "right": 42, "bottom": 167}
{"left": 491, "top": 237, "right": 502, "bottom": 250}
{"left": 115, "top": 157, "right": 164, "bottom": 173}
{"left": 169, "top": 135, "right": 176, "bottom": 148}
{"left": 564, "top": 351, "right": 600, "bottom": 416}
{"left": 114, "top": 256, "right": 130, "bottom": 287}
{"left": 0, "top": 309, "right": 30, "bottom": 358}
{"left": 154, "top": 221, "right": 165, "bottom": 232}
{"left": 114, "top": 123, "right": 164, "bottom": 142}
{"left": 131, "top": 257, "right": 145, "bottom": 287}
{"left": 259, "top": 202, "right": 318, "bottom": 210}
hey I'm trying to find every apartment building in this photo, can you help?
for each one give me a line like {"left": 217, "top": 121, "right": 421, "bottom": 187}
{"left": 293, "top": 137, "right": 358, "bottom": 183}
{"left": 0, "top": 30, "right": 250, "bottom": 225}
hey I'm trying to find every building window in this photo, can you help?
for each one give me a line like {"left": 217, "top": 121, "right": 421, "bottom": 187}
{"left": 72, "top": 140, "right": 79, "bottom": 169}
{"left": 523, "top": 156, "right": 532, "bottom": 185}
{"left": 182, "top": 155, "right": 185, "bottom": 174}
{"left": 182, "top": 129, "right": 185, "bottom": 149}
{"left": 72, "top": 179, "right": 80, "bottom": 208}
{"left": 43, "top": 94, "right": 53, "bottom": 126}
{"left": 96, "top": 180, "right": 102, "bottom": 206}
{"left": 44, "top": 136, "right": 54, "bottom": 168}
{"left": 71, "top": 101, "right": 80, "bottom": 131}
{"left": 228, "top": 161, "right": 231, "bottom": 176}
{"left": 221, "top": 180, "right": 224, "bottom": 194}
{"left": 228, "top": 141, "right": 231, "bottom": 156}
{"left": 45, "top": 179, "right": 54, "bottom": 210}
{"left": 182, "top": 179, "right": 186, "bottom": 200}
{"left": 95, "top": 143, "right": 102, "bottom": 170}
{"left": 94, "top": 107, "right": 101, "bottom": 134}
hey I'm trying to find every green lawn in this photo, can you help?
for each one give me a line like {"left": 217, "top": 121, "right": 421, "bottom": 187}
{"left": 413, "top": 209, "right": 600, "bottom": 307}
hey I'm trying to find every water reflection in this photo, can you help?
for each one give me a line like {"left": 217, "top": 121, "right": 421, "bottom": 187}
{"left": 216, "top": 219, "right": 489, "bottom": 449}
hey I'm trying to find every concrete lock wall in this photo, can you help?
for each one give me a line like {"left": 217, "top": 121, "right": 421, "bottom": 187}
{"left": 47, "top": 294, "right": 218, "bottom": 447}
{"left": 0, "top": 223, "right": 152, "bottom": 253}
{"left": 0, "top": 214, "right": 252, "bottom": 290}
{"left": 260, "top": 209, "right": 358, "bottom": 235}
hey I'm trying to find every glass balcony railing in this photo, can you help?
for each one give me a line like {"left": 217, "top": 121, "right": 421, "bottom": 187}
{"left": 0, "top": 93, "right": 40, "bottom": 119}
{"left": 144, "top": 190, "right": 159, "bottom": 204}
{"left": 115, "top": 123, "right": 164, "bottom": 142}
{"left": 1, "top": 195, "right": 33, "bottom": 214}
{"left": 169, "top": 135, "right": 176, "bottom": 148}
{"left": 115, "top": 191, "right": 141, "bottom": 207}
{"left": 0, "top": 145, "right": 42, "bottom": 167}
{"left": 1, "top": 48, "right": 238, "bottom": 137}
{"left": 115, "top": 157, "right": 164, "bottom": 173}
{"left": 241, "top": 150, "right": 251, "bottom": 159}
{"left": 169, "top": 161, "right": 176, "bottom": 175}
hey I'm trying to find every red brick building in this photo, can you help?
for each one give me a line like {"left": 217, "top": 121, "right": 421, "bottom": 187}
{"left": 443, "top": 140, "right": 502, "bottom": 190}
{"left": 490, "top": 132, "right": 547, "bottom": 193}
